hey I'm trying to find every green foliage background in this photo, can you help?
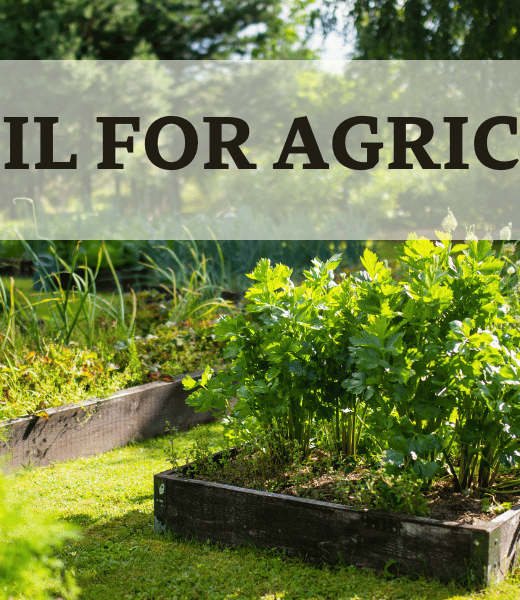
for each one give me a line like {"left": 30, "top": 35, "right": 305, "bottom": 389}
{"left": 0, "top": 471, "right": 79, "bottom": 600}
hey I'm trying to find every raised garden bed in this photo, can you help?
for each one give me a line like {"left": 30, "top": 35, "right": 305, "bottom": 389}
{"left": 154, "top": 450, "right": 520, "bottom": 586}
{"left": 0, "top": 371, "right": 212, "bottom": 473}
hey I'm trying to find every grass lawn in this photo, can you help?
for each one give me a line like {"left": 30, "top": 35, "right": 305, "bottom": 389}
{"left": 7, "top": 422, "right": 520, "bottom": 600}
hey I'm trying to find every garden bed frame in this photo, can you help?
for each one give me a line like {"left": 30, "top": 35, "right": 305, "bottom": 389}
{"left": 154, "top": 450, "right": 520, "bottom": 586}
{"left": 0, "top": 371, "right": 212, "bottom": 473}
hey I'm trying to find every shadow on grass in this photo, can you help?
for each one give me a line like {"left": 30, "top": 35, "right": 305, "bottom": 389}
{"left": 129, "top": 493, "right": 154, "bottom": 503}
{"left": 60, "top": 508, "right": 476, "bottom": 600}
{"left": 66, "top": 512, "right": 98, "bottom": 528}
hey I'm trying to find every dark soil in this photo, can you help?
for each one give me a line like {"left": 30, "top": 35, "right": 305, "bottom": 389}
{"left": 181, "top": 447, "right": 520, "bottom": 524}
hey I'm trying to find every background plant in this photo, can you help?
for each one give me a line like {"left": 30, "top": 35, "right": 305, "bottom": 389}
{"left": 12, "top": 238, "right": 136, "bottom": 350}
{"left": 0, "top": 343, "right": 139, "bottom": 421}
{"left": 141, "top": 240, "right": 231, "bottom": 327}
{"left": 0, "top": 238, "right": 230, "bottom": 419}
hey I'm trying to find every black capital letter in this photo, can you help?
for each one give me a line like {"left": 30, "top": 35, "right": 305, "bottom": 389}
{"left": 35, "top": 117, "right": 77, "bottom": 169}
{"left": 4, "top": 117, "right": 29, "bottom": 169}
{"left": 444, "top": 117, "right": 469, "bottom": 169}
{"left": 388, "top": 117, "right": 441, "bottom": 169}
{"left": 97, "top": 117, "right": 140, "bottom": 169}
{"left": 273, "top": 117, "right": 329, "bottom": 169}
{"left": 204, "top": 117, "right": 256, "bottom": 169}
{"left": 145, "top": 116, "right": 198, "bottom": 170}
{"left": 474, "top": 116, "right": 518, "bottom": 170}
{"left": 332, "top": 116, "right": 383, "bottom": 170}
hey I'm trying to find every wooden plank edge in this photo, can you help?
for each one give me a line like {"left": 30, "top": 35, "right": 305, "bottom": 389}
{"left": 0, "top": 369, "right": 212, "bottom": 472}
{"left": 154, "top": 462, "right": 520, "bottom": 586}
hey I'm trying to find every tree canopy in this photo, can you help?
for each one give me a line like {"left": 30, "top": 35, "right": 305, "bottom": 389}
{"left": 0, "top": 0, "right": 311, "bottom": 60}
{"left": 319, "top": 0, "right": 520, "bottom": 59}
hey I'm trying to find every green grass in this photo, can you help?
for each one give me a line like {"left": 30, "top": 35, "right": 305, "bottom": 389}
{"left": 9, "top": 277, "right": 120, "bottom": 320}
{"left": 7, "top": 422, "right": 520, "bottom": 600}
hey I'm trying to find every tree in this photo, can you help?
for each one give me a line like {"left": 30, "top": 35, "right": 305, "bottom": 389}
{"left": 0, "top": 0, "right": 311, "bottom": 60}
{"left": 318, "top": 0, "right": 520, "bottom": 59}
{"left": 0, "top": 0, "right": 314, "bottom": 217}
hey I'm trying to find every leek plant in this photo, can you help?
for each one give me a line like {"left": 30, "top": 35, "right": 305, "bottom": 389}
{"left": 142, "top": 239, "right": 231, "bottom": 327}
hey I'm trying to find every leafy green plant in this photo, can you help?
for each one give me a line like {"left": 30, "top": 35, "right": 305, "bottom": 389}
{"left": 187, "top": 425, "right": 211, "bottom": 463}
{"left": 184, "top": 254, "right": 364, "bottom": 458}
{"left": 0, "top": 471, "right": 79, "bottom": 600}
{"left": 355, "top": 467, "right": 430, "bottom": 517}
{"left": 185, "top": 228, "right": 520, "bottom": 497}
{"left": 116, "top": 319, "right": 225, "bottom": 384}
{"left": 345, "top": 234, "right": 520, "bottom": 491}
{"left": 481, "top": 496, "right": 513, "bottom": 515}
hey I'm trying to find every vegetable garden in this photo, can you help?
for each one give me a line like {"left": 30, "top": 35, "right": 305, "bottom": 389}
{"left": 2, "top": 231, "right": 520, "bottom": 597}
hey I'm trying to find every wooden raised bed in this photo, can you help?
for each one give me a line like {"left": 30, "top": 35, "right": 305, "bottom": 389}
{"left": 0, "top": 371, "right": 213, "bottom": 473}
{"left": 154, "top": 450, "right": 520, "bottom": 586}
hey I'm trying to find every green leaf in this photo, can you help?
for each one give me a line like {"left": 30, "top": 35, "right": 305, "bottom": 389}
{"left": 385, "top": 449, "right": 405, "bottom": 467}
{"left": 182, "top": 374, "right": 199, "bottom": 390}
{"left": 360, "top": 249, "right": 381, "bottom": 280}
{"left": 201, "top": 365, "right": 212, "bottom": 387}
{"left": 413, "top": 460, "right": 439, "bottom": 480}
{"left": 413, "top": 402, "right": 441, "bottom": 421}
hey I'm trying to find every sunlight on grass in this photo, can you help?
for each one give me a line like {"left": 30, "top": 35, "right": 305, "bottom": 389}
{"left": 7, "top": 423, "right": 520, "bottom": 600}
{"left": 11, "top": 277, "right": 120, "bottom": 321}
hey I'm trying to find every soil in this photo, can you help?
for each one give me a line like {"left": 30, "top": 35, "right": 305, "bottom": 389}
{"left": 425, "top": 481, "right": 494, "bottom": 523}
{"left": 181, "top": 447, "right": 520, "bottom": 524}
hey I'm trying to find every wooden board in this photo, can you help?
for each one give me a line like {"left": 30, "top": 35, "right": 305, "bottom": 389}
{"left": 0, "top": 372, "right": 213, "bottom": 472}
{"left": 154, "top": 453, "right": 520, "bottom": 586}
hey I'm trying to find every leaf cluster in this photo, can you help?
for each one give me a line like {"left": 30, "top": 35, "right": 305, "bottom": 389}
{"left": 0, "top": 0, "right": 311, "bottom": 61}
{"left": 0, "top": 343, "right": 136, "bottom": 421}
{"left": 321, "top": 0, "right": 520, "bottom": 60}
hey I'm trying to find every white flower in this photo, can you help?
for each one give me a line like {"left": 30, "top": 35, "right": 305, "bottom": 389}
{"left": 441, "top": 209, "right": 457, "bottom": 233}
{"left": 500, "top": 222, "right": 512, "bottom": 241}
{"left": 508, "top": 266, "right": 516, "bottom": 275}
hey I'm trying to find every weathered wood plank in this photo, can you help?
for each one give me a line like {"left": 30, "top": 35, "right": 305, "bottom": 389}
{"left": 0, "top": 372, "right": 213, "bottom": 472}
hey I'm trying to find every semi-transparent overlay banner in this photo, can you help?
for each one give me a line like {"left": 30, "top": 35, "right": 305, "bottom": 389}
{"left": 0, "top": 60, "right": 519, "bottom": 240}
